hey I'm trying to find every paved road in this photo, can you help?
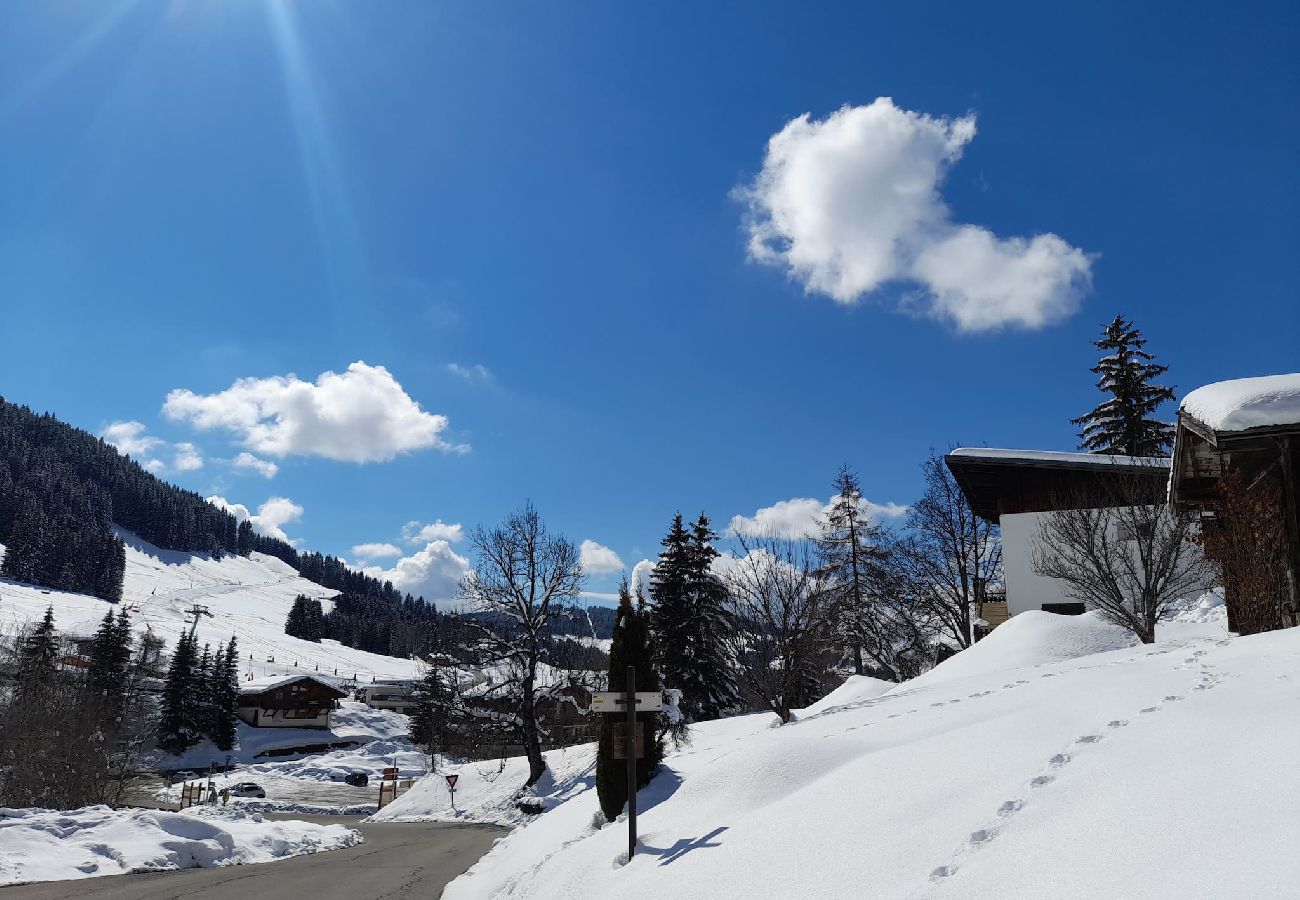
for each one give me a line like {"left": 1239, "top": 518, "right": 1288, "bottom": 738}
{"left": 0, "top": 815, "right": 505, "bottom": 900}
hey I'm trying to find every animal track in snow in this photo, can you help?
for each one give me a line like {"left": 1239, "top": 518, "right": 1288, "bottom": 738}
{"left": 1164, "top": 695, "right": 1184, "bottom": 702}
{"left": 1139, "top": 706, "right": 1159, "bottom": 714}
{"left": 1048, "top": 753, "right": 1070, "bottom": 767}
{"left": 968, "top": 829, "right": 993, "bottom": 844}
{"left": 1107, "top": 719, "right": 1128, "bottom": 728}
{"left": 931, "top": 865, "right": 956, "bottom": 880}
{"left": 997, "top": 800, "right": 1023, "bottom": 816}
{"left": 1076, "top": 734, "right": 1102, "bottom": 744}
{"left": 1030, "top": 775, "right": 1054, "bottom": 788}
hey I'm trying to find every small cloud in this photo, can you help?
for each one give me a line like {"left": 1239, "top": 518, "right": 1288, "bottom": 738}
{"left": 379, "top": 540, "right": 472, "bottom": 610}
{"left": 232, "top": 452, "right": 279, "bottom": 479}
{"left": 352, "top": 542, "right": 403, "bottom": 561}
{"left": 173, "top": 442, "right": 204, "bottom": 472}
{"left": 207, "top": 494, "right": 303, "bottom": 544}
{"left": 163, "top": 360, "right": 468, "bottom": 462}
{"left": 580, "top": 539, "right": 625, "bottom": 575}
{"left": 446, "top": 362, "right": 493, "bottom": 384}
{"left": 102, "top": 421, "right": 163, "bottom": 458}
{"left": 401, "top": 519, "right": 464, "bottom": 545}
{"left": 144, "top": 459, "right": 167, "bottom": 475}
{"left": 728, "top": 494, "right": 909, "bottom": 539}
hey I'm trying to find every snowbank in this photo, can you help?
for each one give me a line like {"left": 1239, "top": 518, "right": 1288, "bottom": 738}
{"left": 1181, "top": 372, "right": 1300, "bottom": 432}
{"left": 443, "top": 619, "right": 1299, "bottom": 898}
{"left": 0, "top": 805, "right": 361, "bottom": 886}
{"left": 897, "top": 611, "right": 1138, "bottom": 692}
{"left": 794, "top": 674, "right": 894, "bottom": 718}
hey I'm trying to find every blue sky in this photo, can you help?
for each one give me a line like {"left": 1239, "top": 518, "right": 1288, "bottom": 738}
{"left": 2, "top": 1, "right": 1297, "bottom": 604}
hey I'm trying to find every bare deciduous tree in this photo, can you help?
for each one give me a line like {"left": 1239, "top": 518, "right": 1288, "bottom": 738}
{"left": 721, "top": 535, "right": 832, "bottom": 723}
{"left": 895, "top": 453, "right": 1002, "bottom": 649}
{"left": 1032, "top": 477, "right": 1210, "bottom": 643}
{"left": 459, "top": 501, "right": 584, "bottom": 787}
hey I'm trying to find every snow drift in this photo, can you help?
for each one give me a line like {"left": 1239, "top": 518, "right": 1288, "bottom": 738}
{"left": 0, "top": 805, "right": 360, "bottom": 886}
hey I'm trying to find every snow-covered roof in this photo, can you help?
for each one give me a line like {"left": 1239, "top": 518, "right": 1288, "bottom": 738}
{"left": 239, "top": 673, "right": 347, "bottom": 696}
{"left": 948, "top": 448, "right": 1170, "bottom": 469}
{"left": 1180, "top": 373, "right": 1300, "bottom": 433}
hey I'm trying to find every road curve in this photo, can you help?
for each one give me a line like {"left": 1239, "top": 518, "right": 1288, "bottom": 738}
{"left": 0, "top": 816, "right": 505, "bottom": 900}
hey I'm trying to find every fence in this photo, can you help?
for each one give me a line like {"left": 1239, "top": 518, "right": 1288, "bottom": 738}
{"left": 376, "top": 777, "right": 415, "bottom": 810}
{"left": 178, "top": 781, "right": 215, "bottom": 809}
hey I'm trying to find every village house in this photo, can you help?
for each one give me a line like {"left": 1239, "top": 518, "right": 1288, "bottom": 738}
{"left": 356, "top": 679, "right": 418, "bottom": 715}
{"left": 1169, "top": 373, "right": 1300, "bottom": 631}
{"left": 945, "top": 448, "right": 1176, "bottom": 631}
{"left": 237, "top": 673, "right": 348, "bottom": 729}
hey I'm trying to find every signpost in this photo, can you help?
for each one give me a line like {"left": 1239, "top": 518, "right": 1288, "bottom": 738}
{"left": 445, "top": 773, "right": 459, "bottom": 812}
{"left": 591, "top": 667, "right": 662, "bottom": 861}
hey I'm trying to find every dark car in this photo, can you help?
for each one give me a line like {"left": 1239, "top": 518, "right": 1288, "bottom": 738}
{"left": 344, "top": 772, "right": 369, "bottom": 787}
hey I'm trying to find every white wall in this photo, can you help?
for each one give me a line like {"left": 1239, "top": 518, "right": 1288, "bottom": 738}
{"left": 236, "top": 707, "right": 332, "bottom": 729}
{"left": 1001, "top": 511, "right": 1076, "bottom": 616}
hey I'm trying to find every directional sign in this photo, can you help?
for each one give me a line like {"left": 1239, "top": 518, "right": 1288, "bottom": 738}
{"left": 590, "top": 691, "right": 663, "bottom": 713}
{"left": 445, "top": 774, "right": 459, "bottom": 791}
{"left": 382, "top": 767, "right": 399, "bottom": 780}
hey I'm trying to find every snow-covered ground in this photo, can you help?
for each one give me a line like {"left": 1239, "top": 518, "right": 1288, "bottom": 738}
{"left": 0, "top": 530, "right": 424, "bottom": 683}
{"left": 0, "top": 805, "right": 361, "bottom": 887}
{"left": 384, "top": 609, "right": 1300, "bottom": 899}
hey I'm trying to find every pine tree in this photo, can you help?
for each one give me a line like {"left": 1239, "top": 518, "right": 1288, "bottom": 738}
{"left": 85, "top": 608, "right": 134, "bottom": 726}
{"left": 596, "top": 581, "right": 664, "bottom": 821}
{"left": 409, "top": 664, "right": 450, "bottom": 751}
{"left": 209, "top": 638, "right": 239, "bottom": 751}
{"left": 648, "top": 514, "right": 694, "bottom": 714}
{"left": 682, "top": 515, "right": 738, "bottom": 720}
{"left": 1072, "top": 315, "right": 1176, "bottom": 456}
{"left": 815, "top": 467, "right": 903, "bottom": 678}
{"left": 158, "top": 631, "right": 200, "bottom": 754}
{"left": 16, "top": 606, "right": 59, "bottom": 703}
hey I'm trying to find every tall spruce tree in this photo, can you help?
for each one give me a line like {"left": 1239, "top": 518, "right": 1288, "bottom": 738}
{"left": 209, "top": 638, "right": 239, "bottom": 751}
{"left": 596, "top": 581, "right": 664, "bottom": 821}
{"left": 16, "top": 606, "right": 59, "bottom": 704}
{"left": 158, "top": 631, "right": 200, "bottom": 754}
{"left": 1072, "top": 315, "right": 1177, "bottom": 456}
{"left": 85, "top": 608, "right": 134, "bottom": 726}
{"left": 409, "top": 664, "right": 450, "bottom": 752}
{"left": 648, "top": 514, "right": 694, "bottom": 715}
{"left": 682, "top": 514, "right": 739, "bottom": 720}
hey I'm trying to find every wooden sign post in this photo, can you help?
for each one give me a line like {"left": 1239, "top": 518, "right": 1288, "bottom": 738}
{"left": 591, "top": 668, "right": 663, "bottom": 862}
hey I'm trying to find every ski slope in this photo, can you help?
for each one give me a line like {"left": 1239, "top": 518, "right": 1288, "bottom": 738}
{"left": 0, "top": 530, "right": 423, "bottom": 683}
{"left": 391, "top": 610, "right": 1299, "bottom": 899}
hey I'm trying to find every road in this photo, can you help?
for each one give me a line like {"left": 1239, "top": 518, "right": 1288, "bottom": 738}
{"left": 0, "top": 815, "right": 506, "bottom": 900}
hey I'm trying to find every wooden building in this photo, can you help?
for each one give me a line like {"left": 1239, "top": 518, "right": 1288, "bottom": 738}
{"left": 1170, "top": 374, "right": 1300, "bottom": 631}
{"left": 946, "top": 448, "right": 1175, "bottom": 623}
{"left": 238, "top": 674, "right": 348, "bottom": 729}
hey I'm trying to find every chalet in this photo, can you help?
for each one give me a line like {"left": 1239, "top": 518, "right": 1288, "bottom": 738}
{"left": 946, "top": 448, "right": 1175, "bottom": 628}
{"left": 238, "top": 674, "right": 348, "bottom": 729}
{"left": 1169, "top": 373, "right": 1300, "bottom": 631}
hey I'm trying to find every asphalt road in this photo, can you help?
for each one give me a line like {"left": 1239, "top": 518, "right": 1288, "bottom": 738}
{"left": 0, "top": 815, "right": 506, "bottom": 900}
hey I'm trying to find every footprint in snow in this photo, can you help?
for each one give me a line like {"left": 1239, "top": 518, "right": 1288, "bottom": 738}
{"left": 1031, "top": 775, "right": 1054, "bottom": 788}
{"left": 1049, "top": 753, "right": 1070, "bottom": 767}
{"left": 1040, "top": 672, "right": 1057, "bottom": 678}
{"left": 1107, "top": 719, "right": 1129, "bottom": 728}
{"left": 968, "top": 829, "right": 993, "bottom": 845}
{"left": 1139, "top": 706, "right": 1159, "bottom": 714}
{"left": 931, "top": 865, "right": 957, "bottom": 880}
{"left": 1164, "top": 695, "right": 1184, "bottom": 702}
{"left": 997, "top": 799, "right": 1023, "bottom": 816}
{"left": 1076, "top": 734, "right": 1102, "bottom": 744}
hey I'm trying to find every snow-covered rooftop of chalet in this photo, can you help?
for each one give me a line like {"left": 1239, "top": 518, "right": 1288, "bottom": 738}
{"left": 1180, "top": 373, "right": 1300, "bottom": 433}
{"left": 238, "top": 673, "right": 347, "bottom": 695}
{"left": 948, "top": 448, "right": 1171, "bottom": 468}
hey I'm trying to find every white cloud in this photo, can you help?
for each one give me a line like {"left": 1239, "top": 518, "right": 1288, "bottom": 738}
{"left": 630, "top": 559, "right": 656, "bottom": 601}
{"left": 172, "top": 442, "right": 204, "bottom": 472}
{"left": 206, "top": 495, "right": 303, "bottom": 543}
{"left": 102, "top": 421, "right": 162, "bottom": 458}
{"left": 446, "top": 363, "right": 493, "bottom": 384}
{"left": 728, "top": 494, "right": 908, "bottom": 539}
{"left": 232, "top": 452, "right": 279, "bottom": 479}
{"left": 162, "top": 360, "right": 468, "bottom": 463}
{"left": 378, "top": 540, "right": 472, "bottom": 609}
{"left": 103, "top": 421, "right": 204, "bottom": 475}
{"left": 352, "top": 542, "right": 403, "bottom": 561}
{"left": 739, "top": 98, "right": 1093, "bottom": 331}
{"left": 401, "top": 520, "right": 464, "bottom": 545}
{"left": 579, "top": 539, "right": 625, "bottom": 575}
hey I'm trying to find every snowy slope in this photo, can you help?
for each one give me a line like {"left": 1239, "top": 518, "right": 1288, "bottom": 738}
{"left": 427, "top": 613, "right": 1300, "bottom": 899}
{"left": 0, "top": 530, "right": 423, "bottom": 682}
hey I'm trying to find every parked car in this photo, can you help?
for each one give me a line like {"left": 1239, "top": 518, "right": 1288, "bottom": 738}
{"left": 344, "top": 772, "right": 369, "bottom": 787}
{"left": 170, "top": 770, "right": 198, "bottom": 783}
{"left": 229, "top": 782, "right": 266, "bottom": 799}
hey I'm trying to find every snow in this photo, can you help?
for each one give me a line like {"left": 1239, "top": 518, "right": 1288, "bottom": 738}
{"left": 793, "top": 674, "right": 894, "bottom": 718}
{"left": 239, "top": 673, "right": 347, "bottom": 695}
{"left": 0, "top": 805, "right": 361, "bottom": 886}
{"left": 424, "top": 609, "right": 1300, "bottom": 899}
{"left": 948, "top": 447, "right": 1170, "bottom": 467}
{"left": 0, "top": 528, "right": 427, "bottom": 684}
{"left": 1181, "top": 373, "right": 1300, "bottom": 432}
